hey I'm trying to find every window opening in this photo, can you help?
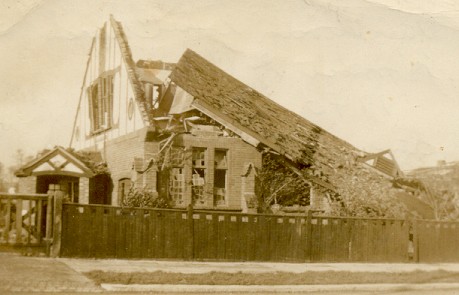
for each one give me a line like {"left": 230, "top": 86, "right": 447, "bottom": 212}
{"left": 88, "top": 74, "right": 114, "bottom": 133}
{"left": 192, "top": 148, "right": 206, "bottom": 205}
{"left": 169, "top": 167, "right": 185, "bottom": 204}
{"left": 214, "top": 149, "right": 227, "bottom": 205}
{"left": 67, "top": 181, "right": 79, "bottom": 203}
{"left": 168, "top": 147, "right": 185, "bottom": 204}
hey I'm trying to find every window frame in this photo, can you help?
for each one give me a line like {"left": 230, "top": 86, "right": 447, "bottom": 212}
{"left": 168, "top": 147, "right": 186, "bottom": 205}
{"left": 88, "top": 74, "right": 114, "bottom": 134}
{"left": 191, "top": 147, "right": 207, "bottom": 205}
{"left": 214, "top": 149, "right": 228, "bottom": 206}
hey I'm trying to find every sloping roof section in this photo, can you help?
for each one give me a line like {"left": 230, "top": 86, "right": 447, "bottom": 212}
{"left": 170, "top": 49, "right": 359, "bottom": 185}
{"left": 15, "top": 146, "right": 95, "bottom": 178}
{"left": 109, "top": 15, "right": 151, "bottom": 126}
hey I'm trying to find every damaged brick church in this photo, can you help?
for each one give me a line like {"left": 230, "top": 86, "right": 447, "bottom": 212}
{"left": 16, "top": 16, "right": 409, "bottom": 214}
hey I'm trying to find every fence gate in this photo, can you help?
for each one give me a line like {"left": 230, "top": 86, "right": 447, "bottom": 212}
{"left": 0, "top": 193, "right": 49, "bottom": 247}
{"left": 0, "top": 187, "right": 62, "bottom": 255}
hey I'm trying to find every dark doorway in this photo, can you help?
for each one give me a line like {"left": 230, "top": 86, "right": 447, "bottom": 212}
{"left": 89, "top": 174, "right": 112, "bottom": 205}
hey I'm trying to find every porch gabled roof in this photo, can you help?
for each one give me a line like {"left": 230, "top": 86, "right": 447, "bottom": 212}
{"left": 15, "top": 146, "right": 94, "bottom": 178}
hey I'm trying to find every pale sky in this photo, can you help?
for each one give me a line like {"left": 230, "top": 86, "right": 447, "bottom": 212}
{"left": 1, "top": 0, "right": 459, "bottom": 171}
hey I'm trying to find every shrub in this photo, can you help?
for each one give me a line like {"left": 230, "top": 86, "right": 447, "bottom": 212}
{"left": 121, "top": 187, "right": 171, "bottom": 209}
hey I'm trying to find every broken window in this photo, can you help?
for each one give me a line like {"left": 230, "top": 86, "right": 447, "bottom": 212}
{"left": 192, "top": 148, "right": 206, "bottom": 167}
{"left": 192, "top": 148, "right": 206, "bottom": 205}
{"left": 88, "top": 75, "right": 114, "bottom": 133}
{"left": 169, "top": 167, "right": 185, "bottom": 204}
{"left": 214, "top": 149, "right": 227, "bottom": 168}
{"left": 167, "top": 147, "right": 185, "bottom": 205}
{"left": 214, "top": 150, "right": 228, "bottom": 206}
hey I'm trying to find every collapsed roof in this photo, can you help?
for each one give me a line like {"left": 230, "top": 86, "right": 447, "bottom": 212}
{"left": 169, "top": 49, "right": 368, "bottom": 189}
{"left": 165, "top": 50, "right": 433, "bottom": 218}
{"left": 108, "top": 16, "right": 377, "bottom": 191}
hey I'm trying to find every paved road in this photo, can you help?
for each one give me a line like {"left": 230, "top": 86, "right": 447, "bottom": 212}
{"left": 3, "top": 289, "right": 459, "bottom": 295}
{"left": 61, "top": 257, "right": 459, "bottom": 274}
{"left": 0, "top": 252, "right": 101, "bottom": 293}
{"left": 101, "top": 283, "right": 459, "bottom": 294}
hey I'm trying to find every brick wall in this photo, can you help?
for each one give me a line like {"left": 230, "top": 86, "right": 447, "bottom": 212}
{"left": 17, "top": 176, "right": 36, "bottom": 194}
{"left": 104, "top": 131, "right": 143, "bottom": 205}
{"left": 174, "top": 134, "right": 262, "bottom": 210}
{"left": 103, "top": 127, "right": 160, "bottom": 205}
{"left": 79, "top": 127, "right": 260, "bottom": 210}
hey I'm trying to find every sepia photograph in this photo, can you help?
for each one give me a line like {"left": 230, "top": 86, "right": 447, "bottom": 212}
{"left": 1, "top": 0, "right": 459, "bottom": 294}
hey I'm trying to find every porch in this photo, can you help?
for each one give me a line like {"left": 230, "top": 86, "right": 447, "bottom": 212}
{"left": 15, "top": 146, "right": 112, "bottom": 205}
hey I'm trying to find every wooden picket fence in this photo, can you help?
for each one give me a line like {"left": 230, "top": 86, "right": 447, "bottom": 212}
{"left": 59, "top": 203, "right": 443, "bottom": 262}
{"left": 3, "top": 192, "right": 459, "bottom": 263}
{"left": 416, "top": 220, "right": 459, "bottom": 262}
{"left": 3, "top": 193, "right": 456, "bottom": 262}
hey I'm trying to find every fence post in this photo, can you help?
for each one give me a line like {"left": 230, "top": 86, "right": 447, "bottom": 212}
{"left": 50, "top": 189, "right": 64, "bottom": 258}
{"left": 412, "top": 220, "right": 419, "bottom": 263}
{"left": 306, "top": 210, "right": 313, "bottom": 262}
{"left": 45, "top": 187, "right": 55, "bottom": 256}
{"left": 187, "top": 204, "right": 194, "bottom": 260}
{"left": 348, "top": 218, "right": 353, "bottom": 262}
{"left": 15, "top": 198, "right": 23, "bottom": 244}
{"left": 4, "top": 198, "right": 11, "bottom": 243}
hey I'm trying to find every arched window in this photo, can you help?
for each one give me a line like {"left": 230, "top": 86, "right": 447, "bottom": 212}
{"left": 118, "top": 178, "right": 132, "bottom": 205}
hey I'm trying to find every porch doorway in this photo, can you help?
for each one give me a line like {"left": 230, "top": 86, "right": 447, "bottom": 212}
{"left": 36, "top": 175, "right": 79, "bottom": 203}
